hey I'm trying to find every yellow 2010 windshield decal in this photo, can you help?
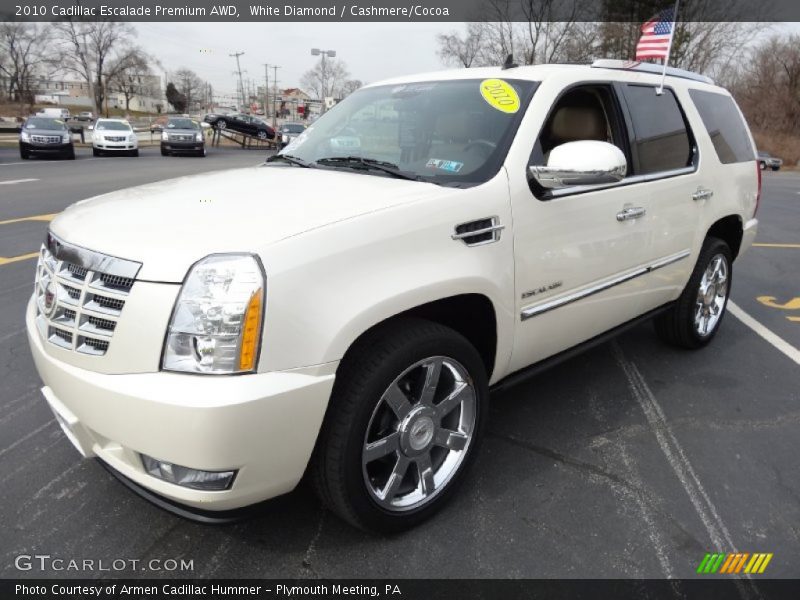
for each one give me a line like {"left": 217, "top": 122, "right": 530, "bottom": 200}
{"left": 479, "top": 79, "right": 520, "bottom": 114}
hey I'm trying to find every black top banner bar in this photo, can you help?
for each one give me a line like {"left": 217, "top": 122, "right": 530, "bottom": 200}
{"left": 3, "top": 0, "right": 800, "bottom": 22}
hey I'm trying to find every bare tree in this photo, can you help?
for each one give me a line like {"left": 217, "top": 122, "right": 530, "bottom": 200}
{"left": 51, "top": 21, "right": 140, "bottom": 115}
{"left": 339, "top": 79, "right": 363, "bottom": 98}
{"left": 0, "top": 23, "right": 52, "bottom": 108}
{"left": 301, "top": 58, "right": 351, "bottom": 100}
{"left": 437, "top": 23, "right": 485, "bottom": 68}
{"left": 107, "top": 49, "right": 154, "bottom": 111}
{"left": 173, "top": 67, "right": 204, "bottom": 111}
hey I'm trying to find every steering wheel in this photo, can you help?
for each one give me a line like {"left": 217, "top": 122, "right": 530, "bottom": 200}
{"left": 464, "top": 139, "right": 496, "bottom": 157}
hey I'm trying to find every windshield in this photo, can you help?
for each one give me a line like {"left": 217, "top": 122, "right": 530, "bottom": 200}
{"left": 282, "top": 123, "right": 305, "bottom": 133}
{"left": 25, "top": 118, "right": 66, "bottom": 130}
{"left": 279, "top": 78, "right": 537, "bottom": 186}
{"left": 167, "top": 118, "right": 199, "bottom": 130}
{"left": 96, "top": 121, "right": 131, "bottom": 131}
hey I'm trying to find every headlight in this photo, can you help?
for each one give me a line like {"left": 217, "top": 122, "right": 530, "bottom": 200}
{"left": 21, "top": 131, "right": 30, "bottom": 142}
{"left": 195, "top": 132, "right": 203, "bottom": 142}
{"left": 161, "top": 131, "right": 169, "bottom": 141}
{"left": 162, "top": 254, "right": 265, "bottom": 374}
{"left": 282, "top": 134, "right": 288, "bottom": 143}
{"left": 130, "top": 133, "right": 137, "bottom": 141}
{"left": 62, "top": 134, "right": 70, "bottom": 143}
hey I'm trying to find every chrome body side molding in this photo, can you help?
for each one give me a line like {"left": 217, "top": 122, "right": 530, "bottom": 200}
{"left": 520, "top": 249, "right": 691, "bottom": 321}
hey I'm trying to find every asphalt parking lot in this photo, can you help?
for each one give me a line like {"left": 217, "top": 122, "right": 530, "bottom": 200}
{"left": 0, "top": 147, "right": 798, "bottom": 580}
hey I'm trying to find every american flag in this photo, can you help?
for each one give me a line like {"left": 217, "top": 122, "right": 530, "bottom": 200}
{"left": 635, "top": 8, "right": 675, "bottom": 61}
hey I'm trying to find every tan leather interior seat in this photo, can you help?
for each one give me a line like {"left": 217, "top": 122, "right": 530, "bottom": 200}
{"left": 542, "top": 91, "right": 609, "bottom": 161}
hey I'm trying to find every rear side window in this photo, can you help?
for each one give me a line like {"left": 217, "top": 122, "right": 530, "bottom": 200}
{"left": 688, "top": 89, "right": 754, "bottom": 164}
{"left": 621, "top": 85, "right": 693, "bottom": 175}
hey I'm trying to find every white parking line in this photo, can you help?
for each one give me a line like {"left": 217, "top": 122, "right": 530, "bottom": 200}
{"left": 612, "top": 344, "right": 761, "bottom": 598}
{"left": 728, "top": 301, "right": 800, "bottom": 365}
{"left": 0, "top": 178, "right": 39, "bottom": 185}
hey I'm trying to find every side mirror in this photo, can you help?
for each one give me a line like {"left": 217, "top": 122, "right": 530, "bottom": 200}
{"left": 529, "top": 141, "right": 627, "bottom": 190}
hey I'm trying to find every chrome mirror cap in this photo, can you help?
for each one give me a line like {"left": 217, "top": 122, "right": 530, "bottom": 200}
{"left": 529, "top": 140, "right": 627, "bottom": 189}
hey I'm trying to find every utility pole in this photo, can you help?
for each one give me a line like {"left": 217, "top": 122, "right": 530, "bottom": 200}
{"left": 271, "top": 64, "right": 280, "bottom": 128}
{"left": 264, "top": 63, "right": 269, "bottom": 121}
{"left": 230, "top": 51, "right": 245, "bottom": 111}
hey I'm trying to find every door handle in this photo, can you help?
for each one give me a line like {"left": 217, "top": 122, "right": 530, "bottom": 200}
{"left": 616, "top": 206, "right": 646, "bottom": 222}
{"left": 692, "top": 187, "right": 714, "bottom": 201}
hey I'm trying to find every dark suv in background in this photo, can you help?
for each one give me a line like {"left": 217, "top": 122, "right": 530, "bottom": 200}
{"left": 160, "top": 117, "right": 206, "bottom": 157}
{"left": 19, "top": 117, "right": 75, "bottom": 160}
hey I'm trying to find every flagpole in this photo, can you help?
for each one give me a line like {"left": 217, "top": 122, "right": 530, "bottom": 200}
{"left": 657, "top": 0, "right": 681, "bottom": 96}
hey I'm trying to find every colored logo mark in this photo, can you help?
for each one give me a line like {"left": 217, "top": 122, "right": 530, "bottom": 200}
{"left": 697, "top": 553, "right": 773, "bottom": 574}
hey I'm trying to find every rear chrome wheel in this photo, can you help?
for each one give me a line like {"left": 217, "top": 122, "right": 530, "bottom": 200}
{"left": 694, "top": 253, "right": 729, "bottom": 338}
{"left": 362, "top": 356, "right": 476, "bottom": 512}
{"left": 654, "top": 236, "right": 732, "bottom": 349}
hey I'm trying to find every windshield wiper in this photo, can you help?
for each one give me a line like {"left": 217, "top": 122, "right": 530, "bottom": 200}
{"left": 316, "top": 156, "right": 421, "bottom": 181}
{"left": 266, "top": 154, "right": 314, "bottom": 168}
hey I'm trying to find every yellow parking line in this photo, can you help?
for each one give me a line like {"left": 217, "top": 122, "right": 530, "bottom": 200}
{"left": 0, "top": 252, "right": 38, "bottom": 266}
{"left": 0, "top": 213, "right": 57, "bottom": 226}
{"left": 752, "top": 243, "right": 800, "bottom": 249}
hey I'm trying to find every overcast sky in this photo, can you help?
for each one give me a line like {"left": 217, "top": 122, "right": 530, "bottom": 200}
{"left": 134, "top": 22, "right": 800, "bottom": 103}
{"left": 134, "top": 22, "right": 452, "bottom": 100}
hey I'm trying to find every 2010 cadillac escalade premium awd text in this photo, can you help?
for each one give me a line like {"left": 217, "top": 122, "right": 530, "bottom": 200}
{"left": 27, "top": 60, "right": 759, "bottom": 532}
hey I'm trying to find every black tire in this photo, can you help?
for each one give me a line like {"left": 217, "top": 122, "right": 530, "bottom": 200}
{"left": 20, "top": 148, "right": 29, "bottom": 160}
{"left": 772, "top": 166, "right": 780, "bottom": 171}
{"left": 216, "top": 120, "right": 227, "bottom": 130}
{"left": 161, "top": 148, "right": 169, "bottom": 157}
{"left": 65, "top": 147, "right": 75, "bottom": 160}
{"left": 257, "top": 130, "right": 268, "bottom": 140}
{"left": 92, "top": 148, "right": 100, "bottom": 157}
{"left": 131, "top": 149, "right": 139, "bottom": 157}
{"left": 654, "top": 236, "right": 733, "bottom": 349}
{"left": 197, "top": 148, "right": 206, "bottom": 157}
{"left": 311, "top": 317, "right": 488, "bottom": 533}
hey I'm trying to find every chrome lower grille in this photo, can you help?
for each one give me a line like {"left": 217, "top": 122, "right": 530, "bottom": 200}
{"left": 34, "top": 239, "right": 141, "bottom": 357}
{"left": 31, "top": 135, "right": 62, "bottom": 144}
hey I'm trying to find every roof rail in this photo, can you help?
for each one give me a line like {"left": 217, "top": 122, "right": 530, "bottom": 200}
{"left": 591, "top": 59, "right": 714, "bottom": 85}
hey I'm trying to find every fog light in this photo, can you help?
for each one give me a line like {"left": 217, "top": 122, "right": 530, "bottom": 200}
{"left": 141, "top": 454, "right": 236, "bottom": 491}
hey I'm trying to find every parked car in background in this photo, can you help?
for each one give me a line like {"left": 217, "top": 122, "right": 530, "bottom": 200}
{"left": 279, "top": 122, "right": 306, "bottom": 148}
{"left": 19, "top": 116, "right": 75, "bottom": 160}
{"left": 161, "top": 117, "right": 206, "bottom": 157}
{"left": 91, "top": 119, "right": 138, "bottom": 156}
{"left": 37, "top": 107, "right": 71, "bottom": 121}
{"left": 203, "top": 112, "right": 275, "bottom": 140}
{"left": 757, "top": 151, "right": 782, "bottom": 171}
{"left": 75, "top": 111, "right": 94, "bottom": 122}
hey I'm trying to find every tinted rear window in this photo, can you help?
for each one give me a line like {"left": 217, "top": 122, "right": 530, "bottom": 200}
{"left": 688, "top": 89, "right": 754, "bottom": 164}
{"left": 621, "top": 85, "right": 693, "bottom": 175}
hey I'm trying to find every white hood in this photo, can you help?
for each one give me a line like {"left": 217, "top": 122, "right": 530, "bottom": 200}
{"left": 50, "top": 165, "right": 443, "bottom": 282}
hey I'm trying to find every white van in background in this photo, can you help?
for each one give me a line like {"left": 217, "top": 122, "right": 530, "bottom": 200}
{"left": 36, "top": 107, "right": 71, "bottom": 121}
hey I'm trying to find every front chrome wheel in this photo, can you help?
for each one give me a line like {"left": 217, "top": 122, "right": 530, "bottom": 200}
{"left": 362, "top": 356, "right": 476, "bottom": 512}
{"left": 694, "top": 253, "right": 729, "bottom": 337}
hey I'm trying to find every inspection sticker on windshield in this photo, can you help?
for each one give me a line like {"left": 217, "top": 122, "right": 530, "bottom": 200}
{"left": 480, "top": 79, "right": 520, "bottom": 114}
{"left": 426, "top": 158, "right": 463, "bottom": 173}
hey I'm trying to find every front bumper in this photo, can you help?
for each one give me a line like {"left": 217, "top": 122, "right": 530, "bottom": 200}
{"left": 20, "top": 141, "right": 72, "bottom": 154}
{"left": 26, "top": 296, "right": 336, "bottom": 512}
{"left": 161, "top": 141, "right": 204, "bottom": 153}
{"left": 93, "top": 140, "right": 137, "bottom": 150}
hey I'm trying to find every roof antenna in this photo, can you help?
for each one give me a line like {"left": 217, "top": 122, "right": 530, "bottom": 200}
{"left": 502, "top": 54, "right": 518, "bottom": 70}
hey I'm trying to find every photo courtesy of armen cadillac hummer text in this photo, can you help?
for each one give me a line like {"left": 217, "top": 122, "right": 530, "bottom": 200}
{"left": 27, "top": 60, "right": 759, "bottom": 533}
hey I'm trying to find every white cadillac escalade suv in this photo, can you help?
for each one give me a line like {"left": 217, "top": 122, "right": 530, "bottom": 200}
{"left": 27, "top": 60, "right": 759, "bottom": 532}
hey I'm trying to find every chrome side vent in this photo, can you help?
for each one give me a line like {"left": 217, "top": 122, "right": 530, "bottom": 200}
{"left": 451, "top": 216, "right": 504, "bottom": 247}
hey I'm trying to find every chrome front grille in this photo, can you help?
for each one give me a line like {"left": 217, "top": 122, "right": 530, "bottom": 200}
{"left": 31, "top": 135, "right": 62, "bottom": 144}
{"left": 169, "top": 134, "right": 194, "bottom": 141}
{"left": 34, "top": 236, "right": 141, "bottom": 357}
{"left": 105, "top": 136, "right": 126, "bottom": 142}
